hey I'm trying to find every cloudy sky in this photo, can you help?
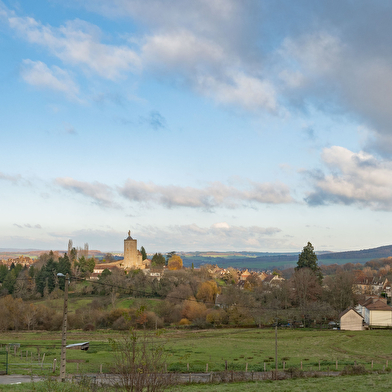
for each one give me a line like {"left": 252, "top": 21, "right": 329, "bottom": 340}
{"left": 2, "top": 0, "right": 392, "bottom": 253}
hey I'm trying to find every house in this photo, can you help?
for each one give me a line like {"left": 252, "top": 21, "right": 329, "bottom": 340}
{"left": 356, "top": 296, "right": 387, "bottom": 318}
{"left": 364, "top": 300, "right": 392, "bottom": 328}
{"left": 340, "top": 307, "right": 364, "bottom": 331}
{"left": 263, "top": 274, "right": 285, "bottom": 287}
{"left": 353, "top": 277, "right": 389, "bottom": 296}
{"left": 240, "top": 270, "right": 251, "bottom": 281}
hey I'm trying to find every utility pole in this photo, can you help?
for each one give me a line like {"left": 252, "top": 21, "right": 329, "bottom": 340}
{"left": 275, "top": 320, "right": 278, "bottom": 380}
{"left": 58, "top": 273, "right": 69, "bottom": 382}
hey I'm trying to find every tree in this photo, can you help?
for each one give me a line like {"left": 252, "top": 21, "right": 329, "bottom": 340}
{"left": 140, "top": 246, "right": 147, "bottom": 261}
{"left": 109, "top": 330, "right": 170, "bottom": 392}
{"left": 167, "top": 255, "right": 183, "bottom": 270}
{"left": 152, "top": 253, "right": 165, "bottom": 268}
{"left": 166, "top": 251, "right": 176, "bottom": 266}
{"left": 296, "top": 242, "right": 323, "bottom": 282}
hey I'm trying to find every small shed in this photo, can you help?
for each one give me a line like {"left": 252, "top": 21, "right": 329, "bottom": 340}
{"left": 66, "top": 342, "right": 89, "bottom": 351}
{"left": 340, "top": 307, "right": 364, "bottom": 331}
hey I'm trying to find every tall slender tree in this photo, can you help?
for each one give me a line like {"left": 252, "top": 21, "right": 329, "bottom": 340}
{"left": 296, "top": 242, "right": 323, "bottom": 282}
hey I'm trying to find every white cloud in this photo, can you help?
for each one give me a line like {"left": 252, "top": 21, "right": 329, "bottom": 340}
{"left": 4, "top": 9, "right": 140, "bottom": 80}
{"left": 136, "top": 222, "right": 283, "bottom": 251}
{"left": 306, "top": 146, "right": 392, "bottom": 210}
{"left": 55, "top": 177, "right": 117, "bottom": 208}
{"left": 20, "top": 60, "right": 80, "bottom": 100}
{"left": 0, "top": 172, "right": 22, "bottom": 184}
{"left": 119, "top": 179, "right": 293, "bottom": 209}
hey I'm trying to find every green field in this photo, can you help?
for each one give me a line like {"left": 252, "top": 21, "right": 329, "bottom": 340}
{"left": 2, "top": 328, "right": 392, "bottom": 376}
{"left": 2, "top": 373, "right": 392, "bottom": 392}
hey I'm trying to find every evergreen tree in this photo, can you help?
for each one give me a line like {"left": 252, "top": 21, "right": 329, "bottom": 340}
{"left": 151, "top": 253, "right": 165, "bottom": 267}
{"left": 140, "top": 246, "right": 147, "bottom": 261}
{"left": 296, "top": 242, "right": 323, "bottom": 282}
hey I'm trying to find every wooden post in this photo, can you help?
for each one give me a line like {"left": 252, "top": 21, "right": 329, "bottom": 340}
{"left": 225, "top": 360, "right": 228, "bottom": 371}
{"left": 26, "top": 350, "right": 28, "bottom": 359}
{"left": 164, "top": 363, "right": 167, "bottom": 373}
{"left": 264, "top": 362, "right": 266, "bottom": 371}
{"left": 354, "top": 360, "right": 357, "bottom": 366}
{"left": 187, "top": 363, "right": 189, "bottom": 371}
{"left": 231, "top": 370, "right": 234, "bottom": 382}
{"left": 275, "top": 324, "right": 278, "bottom": 380}
{"left": 41, "top": 353, "right": 45, "bottom": 369}
{"left": 14, "top": 346, "right": 16, "bottom": 356}
{"left": 245, "top": 362, "right": 248, "bottom": 372}
{"left": 60, "top": 273, "right": 69, "bottom": 382}
{"left": 100, "top": 364, "right": 103, "bottom": 374}
{"left": 371, "top": 360, "right": 373, "bottom": 369}
{"left": 319, "top": 360, "right": 321, "bottom": 370}
{"left": 251, "top": 370, "right": 254, "bottom": 381}
{"left": 336, "top": 360, "right": 338, "bottom": 370}
{"left": 206, "top": 363, "right": 208, "bottom": 372}
{"left": 53, "top": 359, "right": 57, "bottom": 373}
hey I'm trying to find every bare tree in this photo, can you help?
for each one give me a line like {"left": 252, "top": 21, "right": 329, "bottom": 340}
{"left": 110, "top": 330, "right": 170, "bottom": 392}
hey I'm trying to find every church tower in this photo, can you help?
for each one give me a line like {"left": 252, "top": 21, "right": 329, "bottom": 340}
{"left": 123, "top": 230, "right": 143, "bottom": 269}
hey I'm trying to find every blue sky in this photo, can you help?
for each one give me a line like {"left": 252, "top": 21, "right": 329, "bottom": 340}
{"left": 2, "top": 0, "right": 392, "bottom": 253}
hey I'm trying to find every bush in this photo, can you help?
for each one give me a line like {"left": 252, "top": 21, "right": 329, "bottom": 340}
{"left": 341, "top": 364, "right": 367, "bottom": 375}
{"left": 286, "top": 366, "right": 304, "bottom": 379}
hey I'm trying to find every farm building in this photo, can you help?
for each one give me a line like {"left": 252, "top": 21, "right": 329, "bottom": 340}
{"left": 340, "top": 307, "right": 364, "bottom": 331}
{"left": 364, "top": 300, "right": 392, "bottom": 328}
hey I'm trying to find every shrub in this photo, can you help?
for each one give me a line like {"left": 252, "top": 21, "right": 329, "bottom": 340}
{"left": 341, "top": 365, "right": 367, "bottom": 375}
{"left": 286, "top": 366, "right": 304, "bottom": 379}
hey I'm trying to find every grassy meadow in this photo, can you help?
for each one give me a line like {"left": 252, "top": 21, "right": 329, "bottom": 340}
{"left": 1, "top": 372, "right": 392, "bottom": 392}
{"left": 2, "top": 328, "right": 392, "bottom": 376}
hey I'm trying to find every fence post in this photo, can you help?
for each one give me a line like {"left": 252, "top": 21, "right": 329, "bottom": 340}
{"left": 245, "top": 362, "right": 248, "bottom": 372}
{"left": 387, "top": 360, "right": 389, "bottom": 369}
{"left": 318, "top": 360, "right": 321, "bottom": 370}
{"left": 41, "top": 353, "right": 45, "bottom": 369}
{"left": 283, "top": 361, "right": 285, "bottom": 371}
{"left": 371, "top": 360, "right": 373, "bottom": 370}
{"left": 336, "top": 360, "right": 338, "bottom": 370}
{"left": 53, "top": 359, "right": 57, "bottom": 373}
{"left": 100, "top": 364, "right": 103, "bottom": 374}
{"left": 206, "top": 363, "right": 208, "bottom": 372}
{"left": 225, "top": 360, "right": 228, "bottom": 371}
{"left": 264, "top": 362, "right": 266, "bottom": 371}
{"left": 164, "top": 363, "right": 167, "bottom": 373}
{"left": 187, "top": 363, "right": 189, "bottom": 371}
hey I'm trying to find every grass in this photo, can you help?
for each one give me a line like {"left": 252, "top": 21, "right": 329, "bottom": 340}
{"left": 2, "top": 328, "right": 392, "bottom": 376}
{"left": 2, "top": 373, "right": 392, "bottom": 392}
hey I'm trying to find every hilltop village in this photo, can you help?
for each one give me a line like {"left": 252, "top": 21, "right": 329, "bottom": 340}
{"left": 1, "top": 233, "right": 392, "bottom": 332}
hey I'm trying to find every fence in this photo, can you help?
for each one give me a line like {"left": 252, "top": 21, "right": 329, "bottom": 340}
{"left": 0, "top": 351, "right": 8, "bottom": 375}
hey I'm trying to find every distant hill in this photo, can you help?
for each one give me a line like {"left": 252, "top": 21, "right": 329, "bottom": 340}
{"left": 3, "top": 244, "right": 392, "bottom": 270}
{"left": 182, "top": 245, "right": 392, "bottom": 270}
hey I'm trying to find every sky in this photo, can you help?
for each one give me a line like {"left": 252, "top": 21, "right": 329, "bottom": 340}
{"left": 2, "top": 0, "right": 392, "bottom": 253}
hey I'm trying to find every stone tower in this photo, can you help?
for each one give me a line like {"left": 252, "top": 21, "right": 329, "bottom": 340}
{"left": 123, "top": 230, "right": 143, "bottom": 269}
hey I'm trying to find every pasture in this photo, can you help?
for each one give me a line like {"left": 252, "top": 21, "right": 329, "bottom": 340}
{"left": 1, "top": 328, "right": 392, "bottom": 376}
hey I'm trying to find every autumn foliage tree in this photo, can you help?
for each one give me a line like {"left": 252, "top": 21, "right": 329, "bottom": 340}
{"left": 168, "top": 255, "right": 183, "bottom": 270}
{"left": 196, "top": 280, "right": 219, "bottom": 303}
